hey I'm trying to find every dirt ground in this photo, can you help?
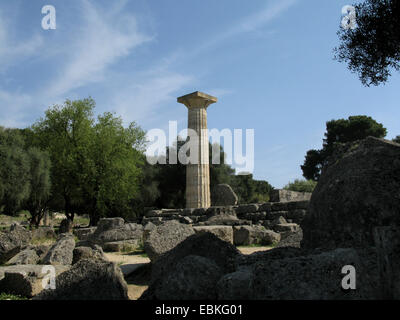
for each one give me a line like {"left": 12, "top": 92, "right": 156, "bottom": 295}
{"left": 105, "top": 246, "right": 273, "bottom": 300}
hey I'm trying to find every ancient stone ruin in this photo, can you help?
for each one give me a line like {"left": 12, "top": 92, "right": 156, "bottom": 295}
{"left": 177, "top": 91, "right": 217, "bottom": 209}
{"left": 1, "top": 138, "right": 399, "bottom": 300}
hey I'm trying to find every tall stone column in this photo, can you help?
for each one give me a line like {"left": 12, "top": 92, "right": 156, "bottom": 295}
{"left": 177, "top": 91, "right": 217, "bottom": 208}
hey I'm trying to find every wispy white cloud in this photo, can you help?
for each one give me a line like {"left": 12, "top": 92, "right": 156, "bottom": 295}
{"left": 191, "top": 0, "right": 298, "bottom": 56}
{"left": 47, "top": 0, "right": 153, "bottom": 98}
{"left": 0, "top": 0, "right": 297, "bottom": 130}
{"left": 110, "top": 71, "right": 193, "bottom": 127}
{"left": 0, "top": 10, "right": 43, "bottom": 72}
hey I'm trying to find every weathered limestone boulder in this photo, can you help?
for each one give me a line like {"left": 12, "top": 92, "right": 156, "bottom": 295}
{"left": 59, "top": 219, "right": 73, "bottom": 234}
{"left": 72, "top": 245, "right": 107, "bottom": 265}
{"left": 250, "top": 248, "right": 376, "bottom": 299}
{"left": 270, "top": 189, "right": 312, "bottom": 203}
{"left": 91, "top": 226, "right": 143, "bottom": 244}
{"left": 143, "top": 220, "right": 195, "bottom": 261}
{"left": 88, "top": 220, "right": 143, "bottom": 251}
{"left": 0, "top": 225, "right": 32, "bottom": 264}
{"left": 301, "top": 137, "right": 400, "bottom": 250}
{"left": 6, "top": 248, "right": 40, "bottom": 265}
{"left": 102, "top": 239, "right": 142, "bottom": 252}
{"left": 0, "top": 265, "right": 70, "bottom": 298}
{"left": 211, "top": 184, "right": 238, "bottom": 206}
{"left": 193, "top": 226, "right": 233, "bottom": 244}
{"left": 204, "top": 214, "right": 241, "bottom": 226}
{"left": 276, "top": 228, "right": 303, "bottom": 248}
{"left": 233, "top": 226, "right": 280, "bottom": 246}
{"left": 273, "top": 223, "right": 300, "bottom": 234}
{"left": 95, "top": 217, "right": 125, "bottom": 233}
{"left": 143, "top": 222, "right": 157, "bottom": 241}
{"left": 141, "top": 233, "right": 240, "bottom": 300}
{"left": 73, "top": 227, "right": 96, "bottom": 241}
{"left": 42, "top": 233, "right": 75, "bottom": 265}
{"left": 373, "top": 226, "right": 400, "bottom": 299}
{"left": 271, "top": 216, "right": 287, "bottom": 226}
{"left": 216, "top": 270, "right": 253, "bottom": 300}
{"left": 221, "top": 248, "right": 377, "bottom": 300}
{"left": 33, "top": 259, "right": 129, "bottom": 300}
{"left": 235, "top": 204, "right": 259, "bottom": 215}
{"left": 155, "top": 255, "right": 223, "bottom": 300}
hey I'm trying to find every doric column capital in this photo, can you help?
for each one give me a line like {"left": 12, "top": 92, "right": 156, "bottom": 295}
{"left": 177, "top": 91, "right": 217, "bottom": 109}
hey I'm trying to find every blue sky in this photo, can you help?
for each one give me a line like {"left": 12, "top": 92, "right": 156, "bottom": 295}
{"left": 0, "top": 0, "right": 399, "bottom": 188}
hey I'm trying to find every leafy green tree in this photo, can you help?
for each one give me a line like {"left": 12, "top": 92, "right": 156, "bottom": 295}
{"left": 82, "top": 112, "right": 145, "bottom": 225}
{"left": 24, "top": 147, "right": 52, "bottom": 227}
{"left": 335, "top": 0, "right": 400, "bottom": 86}
{"left": 229, "top": 174, "right": 255, "bottom": 204}
{"left": 251, "top": 179, "right": 273, "bottom": 203}
{"left": 301, "top": 116, "right": 387, "bottom": 180}
{"left": 393, "top": 136, "right": 400, "bottom": 144}
{"left": 210, "top": 143, "right": 235, "bottom": 189}
{"left": 31, "top": 98, "right": 95, "bottom": 221}
{"left": 31, "top": 98, "right": 146, "bottom": 225}
{"left": 153, "top": 138, "right": 187, "bottom": 209}
{"left": 284, "top": 179, "right": 317, "bottom": 193}
{"left": 0, "top": 127, "right": 31, "bottom": 215}
{"left": 131, "top": 155, "right": 161, "bottom": 216}
{"left": 300, "top": 149, "right": 323, "bottom": 181}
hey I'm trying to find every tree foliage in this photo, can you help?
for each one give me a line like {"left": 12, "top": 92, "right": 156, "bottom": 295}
{"left": 138, "top": 137, "right": 272, "bottom": 210}
{"left": 284, "top": 179, "right": 317, "bottom": 193}
{"left": 24, "top": 147, "right": 52, "bottom": 227}
{"left": 0, "top": 128, "right": 51, "bottom": 224}
{"left": 301, "top": 115, "right": 387, "bottom": 180}
{"left": 335, "top": 0, "right": 400, "bottom": 86}
{"left": 31, "top": 98, "right": 146, "bottom": 225}
{"left": 0, "top": 127, "right": 31, "bottom": 215}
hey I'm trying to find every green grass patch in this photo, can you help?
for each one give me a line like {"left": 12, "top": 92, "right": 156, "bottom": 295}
{"left": 0, "top": 293, "right": 28, "bottom": 300}
{"left": 31, "top": 236, "right": 56, "bottom": 246}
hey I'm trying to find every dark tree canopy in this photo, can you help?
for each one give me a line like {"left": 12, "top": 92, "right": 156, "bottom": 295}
{"left": 335, "top": 0, "right": 400, "bottom": 86}
{"left": 301, "top": 115, "right": 387, "bottom": 180}
{"left": 393, "top": 135, "right": 400, "bottom": 144}
{"left": 284, "top": 179, "right": 317, "bottom": 193}
{"left": 0, "top": 127, "right": 31, "bottom": 215}
{"left": 0, "top": 128, "right": 51, "bottom": 224}
{"left": 31, "top": 98, "right": 146, "bottom": 225}
{"left": 141, "top": 138, "right": 272, "bottom": 210}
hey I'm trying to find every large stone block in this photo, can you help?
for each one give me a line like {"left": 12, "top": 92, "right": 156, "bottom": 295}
{"left": 0, "top": 225, "right": 32, "bottom": 264}
{"left": 143, "top": 220, "right": 195, "bottom": 262}
{"left": 33, "top": 259, "right": 129, "bottom": 300}
{"left": 270, "top": 189, "right": 312, "bottom": 203}
{"left": 141, "top": 233, "right": 240, "bottom": 300}
{"left": 102, "top": 239, "right": 142, "bottom": 253}
{"left": 42, "top": 233, "right": 75, "bottom": 266}
{"left": 0, "top": 265, "right": 69, "bottom": 298}
{"left": 193, "top": 226, "right": 233, "bottom": 244}
{"left": 6, "top": 248, "right": 40, "bottom": 265}
{"left": 250, "top": 248, "right": 375, "bottom": 299}
{"left": 373, "top": 226, "right": 400, "bottom": 299}
{"left": 233, "top": 226, "right": 280, "bottom": 246}
{"left": 155, "top": 255, "right": 223, "bottom": 300}
{"left": 73, "top": 227, "right": 96, "bottom": 241}
{"left": 95, "top": 218, "right": 125, "bottom": 234}
{"left": 301, "top": 137, "right": 400, "bottom": 250}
